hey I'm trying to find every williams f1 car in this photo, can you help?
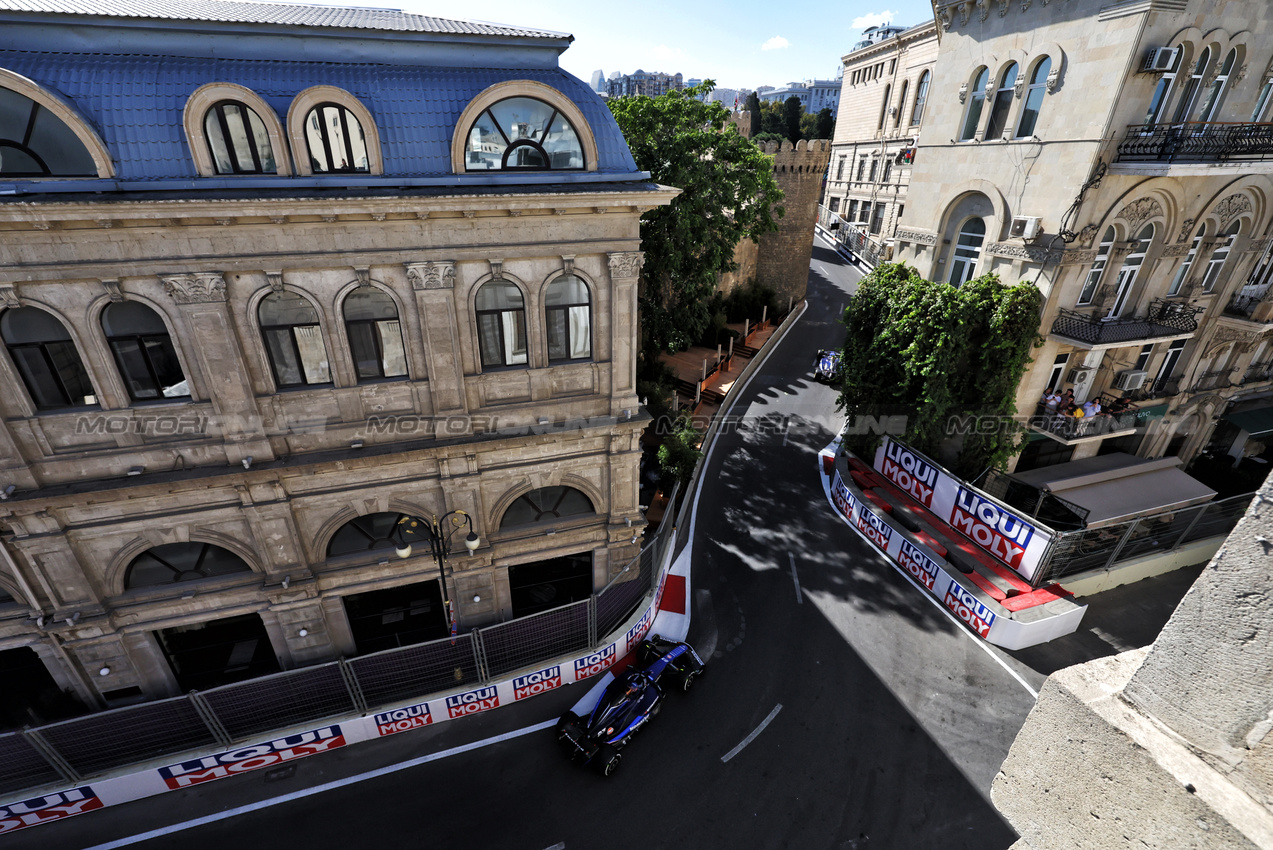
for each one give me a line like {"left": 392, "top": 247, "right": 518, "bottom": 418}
{"left": 814, "top": 349, "right": 842, "bottom": 383}
{"left": 556, "top": 635, "right": 705, "bottom": 776}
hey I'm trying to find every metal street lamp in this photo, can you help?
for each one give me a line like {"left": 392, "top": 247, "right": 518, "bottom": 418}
{"left": 394, "top": 510, "right": 480, "bottom": 633}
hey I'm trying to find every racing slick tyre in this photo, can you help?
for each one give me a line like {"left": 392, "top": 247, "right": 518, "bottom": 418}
{"left": 679, "top": 671, "right": 697, "bottom": 693}
{"left": 596, "top": 744, "right": 622, "bottom": 777}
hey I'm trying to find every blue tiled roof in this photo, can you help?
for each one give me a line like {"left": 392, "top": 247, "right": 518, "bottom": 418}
{"left": 0, "top": 52, "right": 639, "bottom": 180}
{"left": 0, "top": 0, "right": 569, "bottom": 39}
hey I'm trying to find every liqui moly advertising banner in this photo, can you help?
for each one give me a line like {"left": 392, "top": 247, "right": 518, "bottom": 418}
{"left": 513, "top": 666, "right": 562, "bottom": 701}
{"left": 374, "top": 703, "right": 433, "bottom": 736}
{"left": 873, "top": 438, "right": 1050, "bottom": 582}
{"left": 830, "top": 471, "right": 857, "bottom": 517}
{"left": 158, "top": 726, "right": 346, "bottom": 789}
{"left": 0, "top": 787, "right": 104, "bottom": 834}
{"left": 943, "top": 582, "right": 997, "bottom": 638}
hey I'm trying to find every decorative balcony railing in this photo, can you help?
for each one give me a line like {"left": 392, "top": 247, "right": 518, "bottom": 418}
{"left": 1242, "top": 363, "right": 1273, "bottom": 385}
{"left": 1193, "top": 370, "right": 1233, "bottom": 392}
{"left": 1116, "top": 121, "right": 1273, "bottom": 164}
{"left": 1031, "top": 401, "right": 1139, "bottom": 441}
{"left": 1127, "top": 375, "right": 1183, "bottom": 402}
{"left": 1050, "top": 299, "right": 1202, "bottom": 346}
{"left": 1225, "top": 288, "right": 1272, "bottom": 321}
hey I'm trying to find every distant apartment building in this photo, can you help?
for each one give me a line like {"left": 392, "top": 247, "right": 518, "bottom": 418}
{"left": 821, "top": 21, "right": 939, "bottom": 264}
{"left": 606, "top": 69, "right": 684, "bottom": 97}
{"left": 589, "top": 69, "right": 606, "bottom": 92}
{"left": 758, "top": 79, "right": 842, "bottom": 116}
{"left": 707, "top": 87, "right": 740, "bottom": 108}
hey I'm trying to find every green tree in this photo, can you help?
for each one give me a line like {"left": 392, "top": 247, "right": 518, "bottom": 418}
{"left": 836, "top": 263, "right": 1042, "bottom": 478}
{"left": 799, "top": 112, "right": 818, "bottom": 140}
{"left": 608, "top": 80, "right": 785, "bottom": 367}
{"left": 745, "top": 91, "right": 761, "bottom": 137}
{"left": 783, "top": 96, "right": 803, "bottom": 143}
{"left": 658, "top": 414, "right": 704, "bottom": 485}
{"left": 759, "top": 100, "right": 785, "bottom": 136}
{"left": 816, "top": 107, "right": 834, "bottom": 139}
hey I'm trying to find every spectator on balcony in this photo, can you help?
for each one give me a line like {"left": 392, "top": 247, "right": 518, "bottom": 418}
{"left": 1042, "top": 389, "right": 1062, "bottom": 411}
{"left": 1082, "top": 399, "right": 1101, "bottom": 418}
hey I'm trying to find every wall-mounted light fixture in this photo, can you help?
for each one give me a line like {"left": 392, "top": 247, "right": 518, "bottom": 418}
{"left": 298, "top": 628, "right": 309, "bottom": 638}
{"left": 350, "top": 439, "right": 364, "bottom": 449}
{"left": 98, "top": 666, "right": 111, "bottom": 677}
{"left": 127, "top": 466, "right": 144, "bottom": 476}
{"left": 0, "top": 484, "right": 14, "bottom": 500}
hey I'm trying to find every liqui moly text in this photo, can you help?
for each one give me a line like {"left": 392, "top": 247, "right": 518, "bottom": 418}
{"left": 856, "top": 506, "right": 894, "bottom": 550}
{"left": 896, "top": 539, "right": 941, "bottom": 590}
{"left": 374, "top": 703, "right": 433, "bottom": 736}
{"left": 949, "top": 488, "right": 1035, "bottom": 569}
{"left": 0, "top": 788, "right": 103, "bottom": 834}
{"left": 573, "top": 644, "right": 617, "bottom": 680}
{"left": 880, "top": 442, "right": 939, "bottom": 507}
{"left": 831, "top": 473, "right": 856, "bottom": 518}
{"left": 445, "top": 685, "right": 499, "bottom": 718}
{"left": 158, "top": 726, "right": 346, "bottom": 789}
{"left": 513, "top": 666, "right": 562, "bottom": 700}
{"left": 943, "top": 583, "right": 996, "bottom": 638}
{"left": 626, "top": 608, "right": 654, "bottom": 653}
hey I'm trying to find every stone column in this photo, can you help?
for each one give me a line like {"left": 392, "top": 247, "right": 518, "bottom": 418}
{"left": 406, "top": 262, "right": 468, "bottom": 435}
{"left": 992, "top": 473, "right": 1273, "bottom": 848}
{"left": 607, "top": 252, "right": 643, "bottom": 416}
{"left": 160, "top": 272, "right": 272, "bottom": 466}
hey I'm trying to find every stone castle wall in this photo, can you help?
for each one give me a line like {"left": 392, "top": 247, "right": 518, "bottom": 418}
{"left": 754, "top": 138, "right": 832, "bottom": 305}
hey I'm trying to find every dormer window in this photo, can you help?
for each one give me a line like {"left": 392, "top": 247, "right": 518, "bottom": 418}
{"left": 204, "top": 101, "right": 277, "bottom": 175}
{"left": 464, "top": 97, "right": 584, "bottom": 171}
{"left": 0, "top": 87, "right": 96, "bottom": 176}
{"left": 305, "top": 103, "right": 369, "bottom": 173}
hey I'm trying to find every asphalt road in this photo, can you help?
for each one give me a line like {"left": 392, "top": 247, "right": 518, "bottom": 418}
{"left": 16, "top": 236, "right": 1031, "bottom": 850}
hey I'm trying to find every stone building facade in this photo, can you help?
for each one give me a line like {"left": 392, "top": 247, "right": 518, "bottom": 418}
{"left": 0, "top": 1, "right": 676, "bottom": 716}
{"left": 824, "top": 21, "right": 939, "bottom": 263}
{"left": 895, "top": 0, "right": 1273, "bottom": 472}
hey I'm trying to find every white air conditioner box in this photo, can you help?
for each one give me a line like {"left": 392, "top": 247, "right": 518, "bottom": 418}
{"left": 1010, "top": 215, "right": 1041, "bottom": 240}
{"left": 1068, "top": 367, "right": 1095, "bottom": 386}
{"left": 1143, "top": 47, "right": 1179, "bottom": 73}
{"left": 1114, "top": 369, "right": 1148, "bottom": 391}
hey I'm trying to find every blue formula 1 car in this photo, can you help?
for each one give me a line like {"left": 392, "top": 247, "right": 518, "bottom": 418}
{"left": 814, "top": 349, "right": 843, "bottom": 384}
{"left": 556, "top": 636, "right": 705, "bottom": 777}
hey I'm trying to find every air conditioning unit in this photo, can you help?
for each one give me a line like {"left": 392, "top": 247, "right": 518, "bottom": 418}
{"left": 1114, "top": 369, "right": 1148, "bottom": 391}
{"left": 1068, "top": 367, "right": 1095, "bottom": 385}
{"left": 1010, "top": 215, "right": 1041, "bottom": 240}
{"left": 888, "top": 106, "right": 898, "bottom": 116}
{"left": 1142, "top": 47, "right": 1179, "bottom": 73}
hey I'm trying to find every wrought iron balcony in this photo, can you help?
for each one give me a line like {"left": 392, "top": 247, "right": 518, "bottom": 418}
{"left": 1117, "top": 121, "right": 1273, "bottom": 164}
{"left": 1127, "top": 375, "right": 1182, "bottom": 402}
{"left": 1031, "top": 402, "right": 1139, "bottom": 442}
{"left": 1225, "top": 289, "right": 1272, "bottom": 321}
{"left": 1050, "top": 299, "right": 1202, "bottom": 346}
{"left": 1193, "top": 370, "right": 1232, "bottom": 392}
{"left": 1242, "top": 363, "right": 1273, "bottom": 385}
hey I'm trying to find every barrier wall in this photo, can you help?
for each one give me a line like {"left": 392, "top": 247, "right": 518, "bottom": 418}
{"left": 823, "top": 444, "right": 1085, "bottom": 651}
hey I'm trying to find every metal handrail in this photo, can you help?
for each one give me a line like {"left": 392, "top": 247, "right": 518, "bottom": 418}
{"left": 1117, "top": 121, "right": 1273, "bottom": 163}
{"left": 1051, "top": 299, "right": 1201, "bottom": 345}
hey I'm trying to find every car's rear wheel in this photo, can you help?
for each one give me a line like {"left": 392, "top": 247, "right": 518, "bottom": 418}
{"left": 679, "top": 671, "right": 697, "bottom": 693}
{"left": 596, "top": 744, "right": 621, "bottom": 777}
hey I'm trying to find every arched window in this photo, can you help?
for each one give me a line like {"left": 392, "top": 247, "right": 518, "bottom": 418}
{"left": 500, "top": 486, "right": 596, "bottom": 530}
{"left": 1172, "top": 47, "right": 1210, "bottom": 123}
{"left": 895, "top": 80, "right": 908, "bottom": 128}
{"left": 1, "top": 308, "right": 95, "bottom": 410}
{"left": 0, "top": 87, "right": 96, "bottom": 176}
{"left": 304, "top": 103, "right": 369, "bottom": 173}
{"left": 1108, "top": 224, "right": 1154, "bottom": 318}
{"left": 125, "top": 542, "right": 251, "bottom": 589}
{"left": 1197, "top": 49, "right": 1237, "bottom": 124}
{"left": 984, "top": 63, "right": 1019, "bottom": 140}
{"left": 948, "top": 218, "right": 986, "bottom": 286}
{"left": 102, "top": 302, "right": 189, "bottom": 401}
{"left": 475, "top": 281, "right": 528, "bottom": 368}
{"left": 464, "top": 97, "right": 584, "bottom": 171}
{"left": 877, "top": 84, "right": 891, "bottom": 131}
{"left": 960, "top": 69, "right": 990, "bottom": 141}
{"left": 344, "top": 289, "right": 407, "bottom": 381}
{"left": 911, "top": 71, "right": 930, "bottom": 126}
{"left": 1078, "top": 227, "right": 1116, "bottom": 305}
{"left": 327, "top": 512, "right": 412, "bottom": 557}
{"left": 1201, "top": 221, "right": 1240, "bottom": 292}
{"left": 203, "top": 101, "right": 277, "bottom": 175}
{"left": 1252, "top": 76, "right": 1273, "bottom": 122}
{"left": 1016, "top": 58, "right": 1052, "bottom": 138}
{"left": 545, "top": 276, "right": 591, "bottom": 362}
{"left": 258, "top": 292, "right": 331, "bottom": 388}
{"left": 1168, "top": 223, "right": 1206, "bottom": 295}
{"left": 1144, "top": 46, "right": 1182, "bottom": 125}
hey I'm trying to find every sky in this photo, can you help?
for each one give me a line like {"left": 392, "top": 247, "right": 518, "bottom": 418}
{"left": 366, "top": 0, "right": 939, "bottom": 91}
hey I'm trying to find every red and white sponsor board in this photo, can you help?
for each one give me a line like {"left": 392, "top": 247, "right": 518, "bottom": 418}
{"left": 0, "top": 787, "right": 104, "bottom": 834}
{"left": 872, "top": 438, "right": 1051, "bottom": 582}
{"left": 158, "top": 726, "right": 347, "bottom": 789}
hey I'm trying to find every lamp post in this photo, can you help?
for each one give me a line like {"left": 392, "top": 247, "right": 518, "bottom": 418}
{"left": 394, "top": 510, "right": 480, "bottom": 634}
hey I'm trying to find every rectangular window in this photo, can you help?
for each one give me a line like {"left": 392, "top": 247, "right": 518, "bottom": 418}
{"left": 859, "top": 202, "right": 871, "bottom": 223}
{"left": 847, "top": 200, "right": 859, "bottom": 221}
{"left": 882, "top": 160, "right": 892, "bottom": 183}
{"left": 829, "top": 197, "right": 840, "bottom": 213}
{"left": 836, "top": 157, "right": 845, "bottom": 181}
{"left": 897, "top": 204, "right": 904, "bottom": 220}
{"left": 1047, "top": 353, "right": 1069, "bottom": 391}
{"left": 868, "top": 159, "right": 878, "bottom": 181}
{"left": 870, "top": 203, "right": 886, "bottom": 235}
{"left": 856, "top": 159, "right": 866, "bottom": 181}
{"left": 888, "top": 59, "right": 896, "bottom": 75}
{"left": 1134, "top": 344, "right": 1154, "bottom": 372}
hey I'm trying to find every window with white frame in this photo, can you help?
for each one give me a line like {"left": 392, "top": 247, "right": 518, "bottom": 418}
{"left": 1172, "top": 47, "right": 1210, "bottom": 123}
{"left": 984, "top": 63, "right": 1019, "bottom": 139}
{"left": 911, "top": 71, "right": 930, "bottom": 127}
{"left": 1016, "top": 58, "right": 1051, "bottom": 138}
{"left": 1168, "top": 225, "right": 1205, "bottom": 295}
{"left": 1201, "top": 221, "right": 1240, "bottom": 292}
{"left": 1197, "top": 49, "right": 1237, "bottom": 124}
{"left": 1108, "top": 224, "right": 1154, "bottom": 318}
{"left": 949, "top": 218, "right": 986, "bottom": 286}
{"left": 1144, "top": 46, "right": 1182, "bottom": 125}
{"left": 960, "top": 69, "right": 990, "bottom": 141}
{"left": 1078, "top": 228, "right": 1115, "bottom": 305}
{"left": 545, "top": 275, "right": 591, "bottom": 362}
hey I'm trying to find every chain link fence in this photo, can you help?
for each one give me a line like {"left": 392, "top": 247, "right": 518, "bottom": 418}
{"left": 1, "top": 498, "right": 678, "bottom": 799}
{"left": 1034, "top": 492, "right": 1254, "bottom": 585}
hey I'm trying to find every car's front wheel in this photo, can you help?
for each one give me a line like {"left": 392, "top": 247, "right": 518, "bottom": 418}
{"left": 596, "top": 744, "right": 621, "bottom": 777}
{"left": 679, "top": 671, "right": 697, "bottom": 693}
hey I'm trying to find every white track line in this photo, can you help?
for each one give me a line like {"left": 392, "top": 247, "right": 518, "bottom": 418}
{"left": 721, "top": 704, "right": 783, "bottom": 763}
{"left": 83, "top": 720, "right": 557, "bottom": 850}
{"left": 789, "top": 552, "right": 803, "bottom": 604}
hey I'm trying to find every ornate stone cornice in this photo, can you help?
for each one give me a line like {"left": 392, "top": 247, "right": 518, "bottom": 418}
{"left": 265, "top": 270, "right": 285, "bottom": 292}
{"left": 101, "top": 279, "right": 124, "bottom": 302}
{"left": 561, "top": 255, "right": 575, "bottom": 276}
{"left": 896, "top": 228, "right": 938, "bottom": 245}
{"left": 1060, "top": 248, "right": 1097, "bottom": 265}
{"left": 1176, "top": 217, "right": 1196, "bottom": 243}
{"left": 354, "top": 267, "right": 372, "bottom": 288}
{"left": 405, "top": 261, "right": 455, "bottom": 291}
{"left": 161, "top": 273, "right": 226, "bottom": 304}
{"left": 0, "top": 284, "right": 19, "bottom": 309}
{"left": 1213, "top": 194, "right": 1252, "bottom": 230}
{"left": 1115, "top": 197, "right": 1164, "bottom": 232}
{"left": 1161, "top": 243, "right": 1193, "bottom": 258}
{"left": 608, "top": 252, "right": 645, "bottom": 279}
{"left": 985, "top": 242, "right": 1061, "bottom": 263}
{"left": 1076, "top": 224, "right": 1100, "bottom": 247}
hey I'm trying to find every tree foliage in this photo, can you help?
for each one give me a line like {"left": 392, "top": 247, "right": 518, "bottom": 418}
{"left": 608, "top": 80, "right": 785, "bottom": 366}
{"left": 745, "top": 91, "right": 762, "bottom": 137}
{"left": 815, "top": 108, "right": 835, "bottom": 140}
{"left": 783, "top": 96, "right": 803, "bottom": 143}
{"left": 836, "top": 263, "right": 1043, "bottom": 478}
{"left": 658, "top": 414, "right": 704, "bottom": 485}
